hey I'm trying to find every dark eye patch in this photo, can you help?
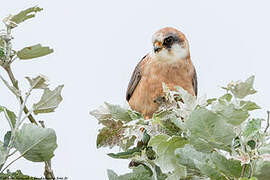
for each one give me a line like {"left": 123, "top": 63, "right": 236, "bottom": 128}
{"left": 163, "top": 36, "right": 174, "bottom": 47}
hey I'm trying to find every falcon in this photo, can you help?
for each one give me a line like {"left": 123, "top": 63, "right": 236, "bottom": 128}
{"left": 126, "top": 27, "right": 197, "bottom": 119}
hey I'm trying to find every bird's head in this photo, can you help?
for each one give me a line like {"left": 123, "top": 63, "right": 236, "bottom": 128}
{"left": 151, "top": 27, "right": 190, "bottom": 62}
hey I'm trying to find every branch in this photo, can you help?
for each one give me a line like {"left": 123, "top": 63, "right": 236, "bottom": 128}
{"left": 3, "top": 65, "right": 38, "bottom": 125}
{"left": 264, "top": 111, "right": 270, "bottom": 133}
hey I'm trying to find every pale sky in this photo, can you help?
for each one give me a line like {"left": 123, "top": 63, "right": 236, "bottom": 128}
{"left": 0, "top": 0, "right": 270, "bottom": 179}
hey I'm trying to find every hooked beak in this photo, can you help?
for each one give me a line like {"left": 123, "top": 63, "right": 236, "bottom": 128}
{"left": 153, "top": 42, "right": 162, "bottom": 53}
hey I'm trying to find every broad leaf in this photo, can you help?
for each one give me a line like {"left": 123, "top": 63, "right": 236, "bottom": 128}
{"left": 217, "top": 104, "right": 249, "bottom": 125}
{"left": 186, "top": 108, "right": 235, "bottom": 153}
{"left": 14, "top": 123, "right": 57, "bottom": 162}
{"left": 25, "top": 75, "right": 48, "bottom": 89}
{"left": 96, "top": 120, "right": 124, "bottom": 148}
{"left": 11, "top": 6, "right": 43, "bottom": 25}
{"left": 149, "top": 135, "right": 188, "bottom": 173}
{"left": 90, "top": 102, "right": 132, "bottom": 122}
{"left": 243, "top": 119, "right": 262, "bottom": 138}
{"left": 254, "top": 161, "right": 270, "bottom": 179}
{"left": 240, "top": 101, "right": 261, "bottom": 111}
{"left": 175, "top": 144, "right": 210, "bottom": 171}
{"left": 33, "top": 85, "right": 64, "bottom": 114}
{"left": 107, "top": 165, "right": 167, "bottom": 180}
{"left": 107, "top": 146, "right": 142, "bottom": 159}
{"left": 3, "top": 108, "right": 16, "bottom": 128}
{"left": 0, "top": 144, "right": 6, "bottom": 166}
{"left": 226, "top": 76, "right": 257, "bottom": 99}
{"left": 17, "top": 44, "right": 53, "bottom": 60}
{"left": 211, "top": 152, "right": 242, "bottom": 178}
{"left": 3, "top": 131, "right": 11, "bottom": 149}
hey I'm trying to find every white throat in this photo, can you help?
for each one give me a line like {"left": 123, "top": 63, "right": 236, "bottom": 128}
{"left": 151, "top": 44, "right": 189, "bottom": 63}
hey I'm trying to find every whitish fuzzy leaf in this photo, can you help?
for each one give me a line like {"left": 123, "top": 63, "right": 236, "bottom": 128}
{"left": 33, "top": 85, "right": 64, "bottom": 114}
{"left": 227, "top": 76, "right": 257, "bottom": 99}
{"left": 11, "top": 6, "right": 43, "bottom": 25}
{"left": 218, "top": 104, "right": 249, "bottom": 125}
{"left": 120, "top": 135, "right": 136, "bottom": 151}
{"left": 196, "top": 162, "right": 226, "bottom": 180}
{"left": 4, "top": 108, "right": 16, "bottom": 128}
{"left": 104, "top": 102, "right": 132, "bottom": 122}
{"left": 149, "top": 135, "right": 188, "bottom": 173}
{"left": 3, "top": 131, "right": 11, "bottom": 150}
{"left": 25, "top": 75, "right": 48, "bottom": 89}
{"left": 90, "top": 102, "right": 132, "bottom": 123}
{"left": 107, "top": 146, "right": 142, "bottom": 159}
{"left": 107, "top": 165, "right": 167, "bottom": 180}
{"left": 175, "top": 144, "right": 210, "bottom": 171}
{"left": 0, "top": 76, "right": 21, "bottom": 97}
{"left": 96, "top": 120, "right": 124, "bottom": 148}
{"left": 254, "top": 161, "right": 270, "bottom": 179}
{"left": 186, "top": 108, "right": 235, "bottom": 153}
{"left": 17, "top": 44, "right": 53, "bottom": 60}
{"left": 14, "top": 123, "right": 57, "bottom": 162}
{"left": 0, "top": 144, "right": 6, "bottom": 166}
{"left": 211, "top": 152, "right": 242, "bottom": 178}
{"left": 240, "top": 101, "right": 261, "bottom": 111}
{"left": 243, "top": 119, "right": 262, "bottom": 138}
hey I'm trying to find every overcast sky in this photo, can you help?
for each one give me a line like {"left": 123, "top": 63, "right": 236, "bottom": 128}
{"left": 1, "top": 0, "right": 270, "bottom": 179}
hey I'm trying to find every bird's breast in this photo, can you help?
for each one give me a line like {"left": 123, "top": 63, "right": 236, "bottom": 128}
{"left": 128, "top": 58, "right": 195, "bottom": 118}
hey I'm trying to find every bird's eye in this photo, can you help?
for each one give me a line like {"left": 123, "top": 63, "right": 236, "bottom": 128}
{"left": 163, "top": 36, "right": 174, "bottom": 46}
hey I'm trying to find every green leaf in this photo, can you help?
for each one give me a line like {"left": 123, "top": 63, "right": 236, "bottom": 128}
{"left": 104, "top": 102, "right": 132, "bottom": 122}
{"left": 186, "top": 108, "right": 235, "bottom": 153}
{"left": 254, "top": 161, "right": 270, "bottom": 179}
{"left": 0, "top": 47, "right": 4, "bottom": 57}
{"left": 240, "top": 101, "right": 261, "bottom": 111}
{"left": 120, "top": 135, "right": 136, "bottom": 151}
{"left": 228, "top": 76, "right": 257, "bottom": 99}
{"left": 25, "top": 75, "right": 48, "bottom": 89}
{"left": 243, "top": 119, "right": 262, "bottom": 138}
{"left": 107, "top": 165, "right": 167, "bottom": 180}
{"left": 14, "top": 123, "right": 57, "bottom": 162}
{"left": 107, "top": 146, "right": 142, "bottom": 159}
{"left": 90, "top": 102, "right": 132, "bottom": 123}
{"left": 0, "top": 170, "right": 40, "bottom": 180}
{"left": 220, "top": 93, "right": 233, "bottom": 102}
{"left": 17, "top": 44, "right": 53, "bottom": 60}
{"left": 175, "top": 144, "right": 210, "bottom": 171}
{"left": 3, "top": 131, "right": 11, "bottom": 150}
{"left": 96, "top": 120, "right": 124, "bottom": 148}
{"left": 211, "top": 151, "right": 242, "bottom": 178}
{"left": 196, "top": 162, "right": 226, "bottom": 180}
{"left": 33, "top": 85, "right": 64, "bottom": 114}
{"left": 0, "top": 107, "right": 16, "bottom": 128}
{"left": 11, "top": 6, "right": 43, "bottom": 25}
{"left": 217, "top": 104, "right": 249, "bottom": 125}
{"left": 149, "top": 135, "right": 188, "bottom": 173}
{"left": 0, "top": 144, "right": 6, "bottom": 166}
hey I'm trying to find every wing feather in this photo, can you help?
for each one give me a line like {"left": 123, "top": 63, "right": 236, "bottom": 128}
{"left": 192, "top": 67, "right": 198, "bottom": 96}
{"left": 126, "top": 55, "right": 147, "bottom": 101}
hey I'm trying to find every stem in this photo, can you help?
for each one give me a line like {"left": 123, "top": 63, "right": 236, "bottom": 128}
{"left": 143, "top": 160, "right": 157, "bottom": 180}
{"left": 3, "top": 65, "right": 38, "bottom": 125}
{"left": 264, "top": 111, "right": 270, "bottom": 133}
{"left": 241, "top": 164, "right": 247, "bottom": 178}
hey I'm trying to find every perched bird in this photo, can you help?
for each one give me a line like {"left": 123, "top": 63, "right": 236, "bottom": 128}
{"left": 126, "top": 27, "right": 197, "bottom": 119}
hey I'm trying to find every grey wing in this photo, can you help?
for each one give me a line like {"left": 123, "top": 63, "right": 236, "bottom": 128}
{"left": 126, "top": 55, "right": 147, "bottom": 101}
{"left": 192, "top": 68, "right": 198, "bottom": 96}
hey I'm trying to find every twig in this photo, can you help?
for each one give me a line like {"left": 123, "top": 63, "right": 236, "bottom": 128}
{"left": 241, "top": 164, "right": 247, "bottom": 178}
{"left": 39, "top": 120, "right": 55, "bottom": 180}
{"left": 3, "top": 65, "right": 38, "bottom": 125}
{"left": 264, "top": 111, "right": 270, "bottom": 133}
